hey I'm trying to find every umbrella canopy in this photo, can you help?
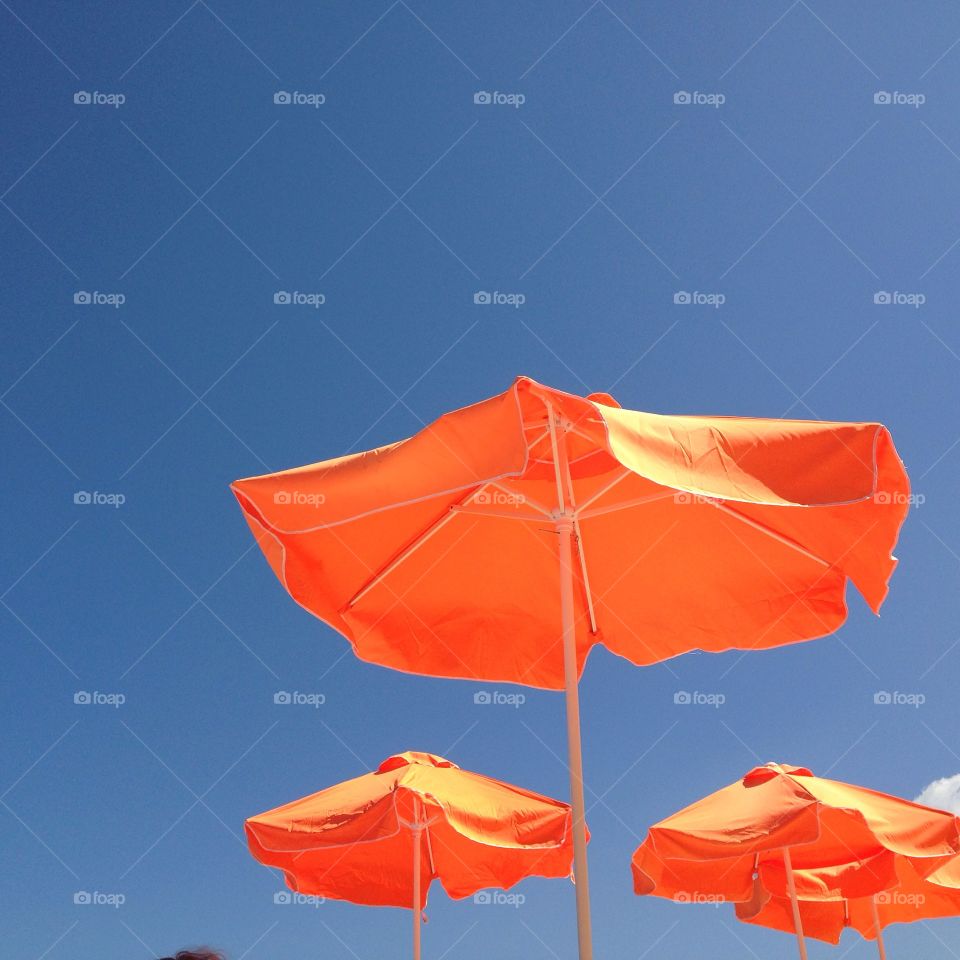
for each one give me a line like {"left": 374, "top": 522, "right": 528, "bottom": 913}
{"left": 632, "top": 763, "right": 960, "bottom": 905}
{"left": 246, "top": 751, "right": 577, "bottom": 908}
{"left": 735, "top": 855, "right": 960, "bottom": 945}
{"left": 231, "top": 375, "right": 908, "bottom": 691}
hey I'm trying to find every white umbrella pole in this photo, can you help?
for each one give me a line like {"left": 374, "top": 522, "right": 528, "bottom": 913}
{"left": 782, "top": 848, "right": 809, "bottom": 960}
{"left": 871, "top": 896, "right": 887, "bottom": 960}
{"left": 559, "top": 518, "right": 594, "bottom": 960}
{"left": 545, "top": 399, "right": 593, "bottom": 960}
{"left": 413, "top": 805, "right": 423, "bottom": 960}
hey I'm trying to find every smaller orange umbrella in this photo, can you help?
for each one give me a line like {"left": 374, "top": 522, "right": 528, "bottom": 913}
{"left": 736, "top": 855, "right": 960, "bottom": 957}
{"left": 246, "top": 751, "right": 580, "bottom": 959}
{"left": 632, "top": 764, "right": 960, "bottom": 960}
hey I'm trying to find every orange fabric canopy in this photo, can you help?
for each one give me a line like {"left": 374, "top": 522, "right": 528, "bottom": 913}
{"left": 245, "top": 751, "right": 577, "bottom": 909}
{"left": 632, "top": 764, "right": 960, "bottom": 904}
{"left": 736, "top": 855, "right": 960, "bottom": 944}
{"left": 232, "top": 376, "right": 909, "bottom": 690}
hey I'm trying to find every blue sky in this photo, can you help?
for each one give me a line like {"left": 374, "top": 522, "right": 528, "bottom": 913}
{"left": 4, "top": 1, "right": 960, "bottom": 957}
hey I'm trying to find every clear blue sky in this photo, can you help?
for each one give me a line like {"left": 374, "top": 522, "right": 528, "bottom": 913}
{"left": 3, "top": 2, "right": 960, "bottom": 958}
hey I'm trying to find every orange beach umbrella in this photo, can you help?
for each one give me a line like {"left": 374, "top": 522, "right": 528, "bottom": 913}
{"left": 245, "top": 751, "right": 578, "bottom": 959}
{"left": 736, "top": 854, "right": 960, "bottom": 957}
{"left": 632, "top": 763, "right": 960, "bottom": 959}
{"left": 232, "top": 376, "right": 909, "bottom": 959}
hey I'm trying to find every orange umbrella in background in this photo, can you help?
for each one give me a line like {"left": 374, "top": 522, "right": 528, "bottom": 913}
{"left": 232, "top": 376, "right": 910, "bottom": 959}
{"left": 632, "top": 763, "right": 960, "bottom": 959}
{"left": 245, "top": 751, "right": 578, "bottom": 959}
{"left": 736, "top": 854, "right": 960, "bottom": 957}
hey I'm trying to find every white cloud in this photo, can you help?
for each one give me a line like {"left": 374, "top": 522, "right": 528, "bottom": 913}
{"left": 915, "top": 774, "right": 960, "bottom": 814}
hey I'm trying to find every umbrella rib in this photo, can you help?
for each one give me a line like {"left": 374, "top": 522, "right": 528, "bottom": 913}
{"left": 487, "top": 482, "right": 554, "bottom": 517}
{"left": 530, "top": 448, "right": 607, "bottom": 468}
{"left": 452, "top": 505, "right": 548, "bottom": 523}
{"left": 579, "top": 489, "right": 830, "bottom": 565}
{"left": 346, "top": 487, "right": 479, "bottom": 609}
{"left": 346, "top": 480, "right": 554, "bottom": 609}
{"left": 424, "top": 818, "right": 437, "bottom": 877}
{"left": 706, "top": 501, "right": 830, "bottom": 568}
{"left": 523, "top": 424, "right": 552, "bottom": 446}
{"left": 578, "top": 491, "right": 677, "bottom": 520}
{"left": 577, "top": 468, "right": 632, "bottom": 512}
{"left": 567, "top": 424, "right": 599, "bottom": 445}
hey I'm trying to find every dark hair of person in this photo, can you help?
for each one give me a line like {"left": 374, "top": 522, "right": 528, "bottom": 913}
{"left": 157, "top": 950, "right": 225, "bottom": 960}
